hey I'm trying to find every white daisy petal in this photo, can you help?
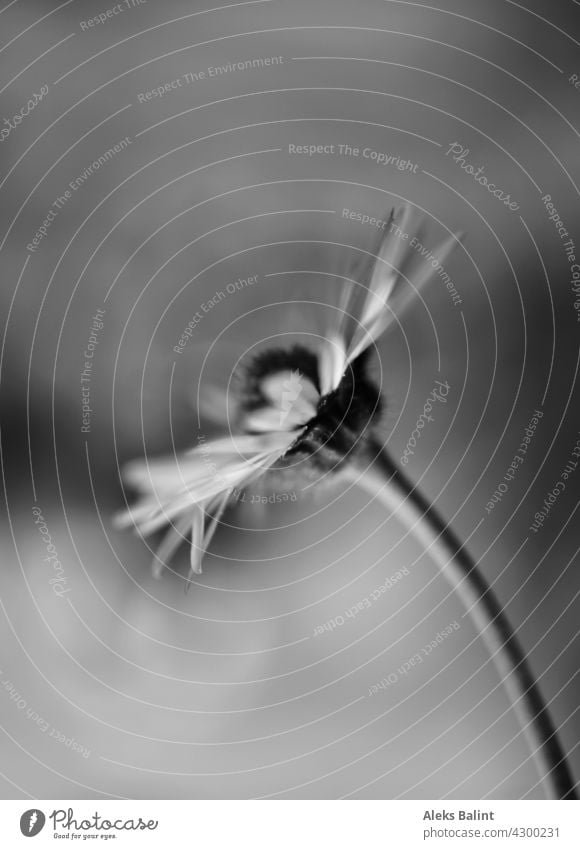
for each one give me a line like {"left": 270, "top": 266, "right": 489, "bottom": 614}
{"left": 322, "top": 247, "right": 357, "bottom": 338}
{"left": 142, "top": 462, "right": 256, "bottom": 519}
{"left": 203, "top": 489, "right": 231, "bottom": 551}
{"left": 241, "top": 370, "right": 319, "bottom": 433}
{"left": 362, "top": 230, "right": 463, "bottom": 350}
{"left": 367, "top": 206, "right": 413, "bottom": 291}
{"left": 346, "top": 311, "right": 393, "bottom": 365}
{"left": 261, "top": 370, "right": 318, "bottom": 407}
{"left": 188, "top": 432, "right": 293, "bottom": 456}
{"left": 336, "top": 273, "right": 357, "bottom": 333}
{"left": 344, "top": 208, "right": 461, "bottom": 364}
{"left": 116, "top": 429, "right": 296, "bottom": 559}
{"left": 243, "top": 407, "right": 305, "bottom": 433}
{"left": 113, "top": 498, "right": 165, "bottom": 531}
{"left": 241, "top": 408, "right": 284, "bottom": 432}
{"left": 133, "top": 501, "right": 192, "bottom": 537}
{"left": 121, "top": 455, "right": 202, "bottom": 496}
{"left": 284, "top": 397, "right": 318, "bottom": 426}
{"left": 188, "top": 505, "right": 205, "bottom": 578}
{"left": 117, "top": 432, "right": 290, "bottom": 524}
{"left": 348, "top": 206, "right": 411, "bottom": 356}
{"left": 318, "top": 332, "right": 348, "bottom": 395}
{"left": 355, "top": 208, "right": 400, "bottom": 326}
{"left": 151, "top": 513, "right": 191, "bottom": 578}
{"left": 397, "top": 231, "right": 463, "bottom": 302}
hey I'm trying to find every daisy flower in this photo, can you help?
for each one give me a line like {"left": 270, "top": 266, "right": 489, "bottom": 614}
{"left": 114, "top": 205, "right": 456, "bottom": 577}
{"left": 114, "top": 203, "right": 577, "bottom": 800}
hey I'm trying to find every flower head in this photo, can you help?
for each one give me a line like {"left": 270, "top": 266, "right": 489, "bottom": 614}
{"left": 115, "top": 205, "right": 460, "bottom": 581}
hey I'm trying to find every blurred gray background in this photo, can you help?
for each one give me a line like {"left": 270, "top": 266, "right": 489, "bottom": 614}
{"left": 0, "top": 0, "right": 579, "bottom": 799}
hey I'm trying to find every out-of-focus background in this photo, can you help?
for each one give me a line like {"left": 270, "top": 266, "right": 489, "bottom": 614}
{"left": 1, "top": 0, "right": 579, "bottom": 799}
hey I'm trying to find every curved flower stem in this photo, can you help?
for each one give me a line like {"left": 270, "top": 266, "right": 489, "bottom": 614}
{"left": 351, "top": 443, "right": 577, "bottom": 800}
